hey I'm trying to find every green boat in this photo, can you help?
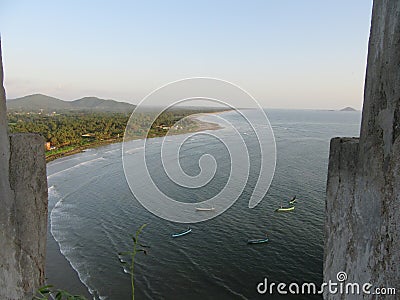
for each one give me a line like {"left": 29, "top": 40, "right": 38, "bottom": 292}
{"left": 276, "top": 205, "right": 295, "bottom": 212}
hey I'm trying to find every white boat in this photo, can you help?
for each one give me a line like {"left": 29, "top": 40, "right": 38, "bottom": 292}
{"left": 195, "top": 207, "right": 215, "bottom": 211}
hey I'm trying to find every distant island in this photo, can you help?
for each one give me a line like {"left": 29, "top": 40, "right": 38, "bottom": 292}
{"left": 340, "top": 106, "right": 357, "bottom": 112}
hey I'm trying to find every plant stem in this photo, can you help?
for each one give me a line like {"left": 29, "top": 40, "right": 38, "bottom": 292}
{"left": 131, "top": 244, "right": 136, "bottom": 300}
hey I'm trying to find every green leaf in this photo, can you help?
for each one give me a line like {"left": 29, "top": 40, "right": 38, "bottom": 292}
{"left": 139, "top": 223, "right": 147, "bottom": 231}
{"left": 38, "top": 285, "right": 53, "bottom": 293}
{"left": 129, "top": 234, "right": 137, "bottom": 243}
{"left": 137, "top": 249, "right": 148, "bottom": 255}
{"left": 136, "top": 224, "right": 147, "bottom": 236}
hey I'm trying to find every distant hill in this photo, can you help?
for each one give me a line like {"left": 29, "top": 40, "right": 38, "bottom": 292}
{"left": 7, "top": 94, "right": 135, "bottom": 113}
{"left": 340, "top": 106, "right": 357, "bottom": 112}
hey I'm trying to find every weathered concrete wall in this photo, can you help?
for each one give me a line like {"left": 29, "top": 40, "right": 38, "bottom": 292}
{"left": 0, "top": 37, "right": 22, "bottom": 300}
{"left": 324, "top": 138, "right": 359, "bottom": 285}
{"left": 325, "top": 1, "right": 400, "bottom": 299}
{"left": 9, "top": 134, "right": 48, "bottom": 297}
{"left": 0, "top": 40, "right": 48, "bottom": 298}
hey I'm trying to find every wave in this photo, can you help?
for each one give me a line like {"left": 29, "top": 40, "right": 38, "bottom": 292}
{"left": 123, "top": 146, "right": 144, "bottom": 155}
{"left": 48, "top": 157, "right": 106, "bottom": 179}
{"left": 48, "top": 185, "right": 57, "bottom": 194}
{"left": 50, "top": 188, "right": 106, "bottom": 300}
{"left": 104, "top": 148, "right": 120, "bottom": 154}
{"left": 47, "top": 185, "right": 63, "bottom": 211}
{"left": 48, "top": 152, "right": 98, "bottom": 167}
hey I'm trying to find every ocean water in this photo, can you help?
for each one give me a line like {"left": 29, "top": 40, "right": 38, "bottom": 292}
{"left": 46, "top": 109, "right": 361, "bottom": 299}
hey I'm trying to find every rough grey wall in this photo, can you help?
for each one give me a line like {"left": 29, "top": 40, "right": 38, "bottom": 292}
{"left": 325, "top": 138, "right": 359, "bottom": 285}
{"left": 9, "top": 134, "right": 48, "bottom": 297}
{"left": 0, "top": 37, "right": 23, "bottom": 300}
{"left": 325, "top": 1, "right": 400, "bottom": 299}
{"left": 0, "top": 40, "right": 48, "bottom": 299}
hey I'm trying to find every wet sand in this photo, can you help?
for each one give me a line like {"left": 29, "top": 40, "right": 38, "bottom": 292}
{"left": 45, "top": 224, "right": 92, "bottom": 298}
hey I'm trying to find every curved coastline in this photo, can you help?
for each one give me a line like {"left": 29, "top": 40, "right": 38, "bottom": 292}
{"left": 45, "top": 114, "right": 225, "bottom": 298}
{"left": 45, "top": 112, "right": 224, "bottom": 163}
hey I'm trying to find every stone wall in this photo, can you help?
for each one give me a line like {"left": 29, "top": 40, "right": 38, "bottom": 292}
{"left": 324, "top": 1, "right": 400, "bottom": 299}
{"left": 0, "top": 40, "right": 48, "bottom": 299}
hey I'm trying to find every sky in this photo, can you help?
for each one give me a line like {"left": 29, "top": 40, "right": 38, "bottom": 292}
{"left": 0, "top": 1, "right": 373, "bottom": 109}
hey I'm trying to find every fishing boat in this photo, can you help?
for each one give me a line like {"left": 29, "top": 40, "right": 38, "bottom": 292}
{"left": 195, "top": 207, "right": 215, "bottom": 211}
{"left": 289, "top": 195, "right": 297, "bottom": 205}
{"left": 247, "top": 238, "right": 269, "bottom": 244}
{"left": 172, "top": 227, "right": 192, "bottom": 238}
{"left": 276, "top": 206, "right": 295, "bottom": 212}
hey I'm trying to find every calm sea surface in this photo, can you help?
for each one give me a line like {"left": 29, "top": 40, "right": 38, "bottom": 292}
{"left": 46, "top": 109, "right": 361, "bottom": 299}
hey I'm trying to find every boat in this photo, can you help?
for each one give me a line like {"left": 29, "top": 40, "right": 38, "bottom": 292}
{"left": 276, "top": 206, "right": 295, "bottom": 212}
{"left": 289, "top": 195, "right": 297, "bottom": 205}
{"left": 172, "top": 227, "right": 192, "bottom": 238}
{"left": 195, "top": 207, "right": 215, "bottom": 211}
{"left": 247, "top": 238, "right": 269, "bottom": 244}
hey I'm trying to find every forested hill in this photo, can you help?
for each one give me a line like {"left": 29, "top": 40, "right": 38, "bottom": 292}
{"left": 7, "top": 94, "right": 135, "bottom": 113}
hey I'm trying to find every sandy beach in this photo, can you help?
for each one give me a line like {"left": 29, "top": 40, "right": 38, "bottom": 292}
{"left": 45, "top": 228, "right": 92, "bottom": 298}
{"left": 45, "top": 113, "right": 223, "bottom": 163}
{"left": 45, "top": 115, "right": 223, "bottom": 298}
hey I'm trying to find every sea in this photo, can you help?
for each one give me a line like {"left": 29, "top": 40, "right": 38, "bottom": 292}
{"left": 46, "top": 109, "right": 361, "bottom": 300}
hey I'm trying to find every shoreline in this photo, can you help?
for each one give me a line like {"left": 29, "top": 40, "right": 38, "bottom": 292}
{"left": 45, "top": 114, "right": 224, "bottom": 298}
{"left": 45, "top": 227, "right": 92, "bottom": 298}
{"left": 45, "top": 114, "right": 223, "bottom": 163}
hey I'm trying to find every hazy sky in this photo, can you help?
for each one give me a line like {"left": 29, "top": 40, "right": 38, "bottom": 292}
{"left": 1, "top": 1, "right": 373, "bottom": 109}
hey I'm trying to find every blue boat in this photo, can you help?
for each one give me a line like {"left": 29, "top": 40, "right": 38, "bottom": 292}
{"left": 247, "top": 238, "right": 269, "bottom": 244}
{"left": 172, "top": 227, "right": 192, "bottom": 238}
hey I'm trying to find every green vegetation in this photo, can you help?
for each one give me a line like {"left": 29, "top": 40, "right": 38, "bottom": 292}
{"left": 7, "top": 108, "right": 225, "bottom": 161}
{"left": 8, "top": 112, "right": 128, "bottom": 147}
{"left": 118, "top": 224, "right": 149, "bottom": 300}
{"left": 33, "top": 285, "right": 86, "bottom": 300}
{"left": 125, "top": 110, "right": 199, "bottom": 139}
{"left": 44, "top": 146, "right": 76, "bottom": 156}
